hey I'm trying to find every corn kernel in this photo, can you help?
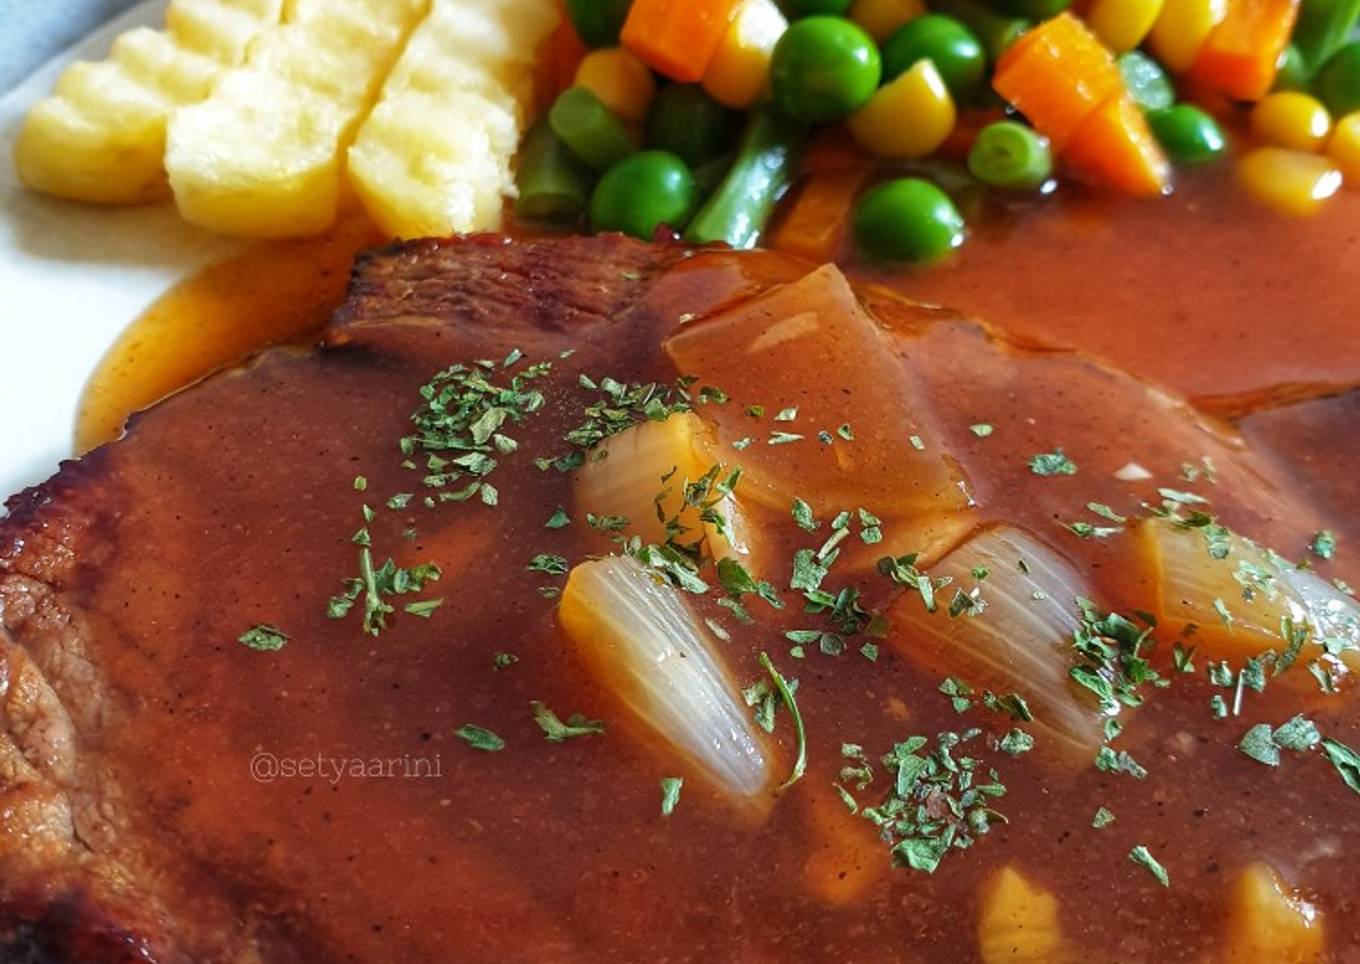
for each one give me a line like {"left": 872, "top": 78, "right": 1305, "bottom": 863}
{"left": 702, "top": 0, "right": 787, "bottom": 109}
{"left": 847, "top": 58, "right": 955, "bottom": 159}
{"left": 850, "top": 0, "right": 926, "bottom": 44}
{"left": 574, "top": 47, "right": 656, "bottom": 124}
{"left": 1252, "top": 91, "right": 1332, "bottom": 152}
{"left": 1148, "top": 0, "right": 1227, "bottom": 72}
{"left": 1238, "top": 147, "right": 1342, "bottom": 215}
{"left": 1328, "top": 112, "right": 1360, "bottom": 182}
{"left": 1089, "top": 0, "right": 1164, "bottom": 52}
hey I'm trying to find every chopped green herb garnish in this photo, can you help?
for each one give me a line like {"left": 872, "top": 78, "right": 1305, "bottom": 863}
{"left": 545, "top": 506, "right": 571, "bottom": 529}
{"left": 1238, "top": 723, "right": 1281, "bottom": 766}
{"left": 852, "top": 730, "right": 1008, "bottom": 875}
{"left": 403, "top": 598, "right": 443, "bottom": 618}
{"left": 758, "top": 651, "right": 806, "bottom": 791}
{"left": 353, "top": 475, "right": 367, "bottom": 491}
{"left": 837, "top": 423, "right": 855, "bottom": 441}
{"left": 769, "top": 431, "right": 804, "bottom": 445}
{"left": 455, "top": 724, "right": 504, "bottom": 752}
{"left": 1092, "top": 807, "right": 1115, "bottom": 829}
{"left": 1087, "top": 502, "right": 1127, "bottom": 523}
{"left": 527, "top": 554, "right": 569, "bottom": 575}
{"left": 1029, "top": 448, "right": 1077, "bottom": 476}
{"left": 1322, "top": 738, "right": 1360, "bottom": 794}
{"left": 997, "top": 729, "right": 1034, "bottom": 756}
{"left": 1309, "top": 530, "right": 1336, "bottom": 560}
{"left": 792, "top": 498, "right": 818, "bottom": 532}
{"left": 530, "top": 701, "right": 606, "bottom": 742}
{"left": 1094, "top": 745, "right": 1148, "bottom": 779}
{"left": 969, "top": 423, "right": 994, "bottom": 438}
{"left": 238, "top": 624, "right": 288, "bottom": 652}
{"left": 660, "top": 776, "right": 684, "bottom": 815}
{"left": 492, "top": 651, "right": 518, "bottom": 670}
{"left": 774, "top": 406, "right": 798, "bottom": 422}
{"left": 909, "top": 435, "right": 925, "bottom": 450}
{"left": 1129, "top": 845, "right": 1169, "bottom": 887}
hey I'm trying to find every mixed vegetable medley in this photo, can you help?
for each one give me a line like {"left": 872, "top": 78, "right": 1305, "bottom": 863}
{"left": 518, "top": 0, "right": 1360, "bottom": 262}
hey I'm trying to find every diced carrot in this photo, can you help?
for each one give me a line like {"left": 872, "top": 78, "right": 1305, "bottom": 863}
{"left": 769, "top": 168, "right": 869, "bottom": 261}
{"left": 1064, "top": 93, "right": 1172, "bottom": 196}
{"left": 621, "top": 0, "right": 742, "bottom": 82}
{"left": 799, "top": 126, "right": 865, "bottom": 175}
{"left": 1188, "top": 0, "right": 1300, "bottom": 101}
{"left": 535, "top": 15, "right": 588, "bottom": 114}
{"left": 993, "top": 13, "right": 1125, "bottom": 150}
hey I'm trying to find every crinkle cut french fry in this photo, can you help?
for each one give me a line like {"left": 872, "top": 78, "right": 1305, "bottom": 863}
{"left": 14, "top": 0, "right": 284, "bottom": 204}
{"left": 165, "top": 0, "right": 430, "bottom": 238}
{"left": 347, "top": 0, "right": 560, "bottom": 239}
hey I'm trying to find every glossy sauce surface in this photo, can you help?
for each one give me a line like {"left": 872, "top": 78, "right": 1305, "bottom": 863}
{"left": 45, "top": 180, "right": 1360, "bottom": 963}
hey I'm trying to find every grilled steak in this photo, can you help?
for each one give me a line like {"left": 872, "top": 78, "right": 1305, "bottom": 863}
{"left": 2, "top": 235, "right": 1355, "bottom": 963}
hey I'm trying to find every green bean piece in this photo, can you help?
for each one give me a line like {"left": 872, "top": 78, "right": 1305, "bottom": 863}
{"left": 694, "top": 152, "right": 736, "bottom": 194}
{"left": 1293, "top": 0, "right": 1360, "bottom": 71}
{"left": 646, "top": 84, "right": 739, "bottom": 168}
{"left": 564, "top": 0, "right": 634, "bottom": 48}
{"left": 1315, "top": 40, "right": 1360, "bottom": 115}
{"left": 1273, "top": 44, "right": 1311, "bottom": 91}
{"left": 1119, "top": 51, "right": 1176, "bottom": 111}
{"left": 1146, "top": 105, "right": 1227, "bottom": 166}
{"left": 548, "top": 86, "right": 638, "bottom": 173}
{"left": 853, "top": 177, "right": 966, "bottom": 264}
{"left": 928, "top": 0, "right": 1031, "bottom": 62}
{"left": 684, "top": 107, "right": 809, "bottom": 249}
{"left": 967, "top": 120, "right": 1053, "bottom": 189}
{"left": 514, "top": 120, "right": 596, "bottom": 222}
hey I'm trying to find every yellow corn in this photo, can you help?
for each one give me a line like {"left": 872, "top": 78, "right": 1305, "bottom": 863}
{"left": 1088, "top": 0, "right": 1164, "bottom": 52}
{"left": 702, "top": 0, "right": 787, "bottom": 109}
{"left": 574, "top": 47, "right": 656, "bottom": 125}
{"left": 850, "top": 0, "right": 926, "bottom": 44}
{"left": 1148, "top": 0, "right": 1227, "bottom": 72}
{"left": 847, "top": 58, "right": 954, "bottom": 159}
{"left": 1238, "top": 147, "right": 1342, "bottom": 215}
{"left": 1328, "top": 111, "right": 1360, "bottom": 181}
{"left": 1252, "top": 91, "right": 1332, "bottom": 152}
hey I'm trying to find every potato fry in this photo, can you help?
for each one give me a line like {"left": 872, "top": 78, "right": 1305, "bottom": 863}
{"left": 165, "top": 0, "right": 429, "bottom": 238}
{"left": 347, "top": 0, "right": 559, "bottom": 239}
{"left": 14, "top": 0, "right": 284, "bottom": 204}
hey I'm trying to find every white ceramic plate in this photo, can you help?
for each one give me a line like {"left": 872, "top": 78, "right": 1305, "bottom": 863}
{"left": 0, "top": 0, "right": 247, "bottom": 500}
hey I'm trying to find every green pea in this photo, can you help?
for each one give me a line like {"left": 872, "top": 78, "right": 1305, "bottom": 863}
{"left": 564, "top": 0, "right": 634, "bottom": 48}
{"left": 995, "top": 0, "right": 1071, "bottom": 18}
{"left": 770, "top": 16, "right": 881, "bottom": 123}
{"left": 1315, "top": 40, "right": 1360, "bottom": 116}
{"left": 1147, "top": 105, "right": 1227, "bottom": 166}
{"left": 646, "top": 84, "right": 738, "bottom": 168}
{"left": 853, "top": 178, "right": 966, "bottom": 264}
{"left": 589, "top": 151, "right": 699, "bottom": 240}
{"left": 1273, "top": 44, "right": 1310, "bottom": 92}
{"left": 782, "top": 0, "right": 854, "bottom": 15}
{"left": 882, "top": 14, "right": 986, "bottom": 101}
{"left": 931, "top": 0, "right": 1031, "bottom": 62}
{"left": 967, "top": 120, "right": 1052, "bottom": 190}
{"left": 1118, "top": 51, "right": 1175, "bottom": 112}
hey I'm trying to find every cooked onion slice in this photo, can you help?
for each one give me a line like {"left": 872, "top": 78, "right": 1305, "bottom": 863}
{"left": 574, "top": 411, "right": 758, "bottom": 567}
{"left": 978, "top": 865, "right": 1074, "bottom": 964}
{"left": 663, "top": 265, "right": 972, "bottom": 541}
{"left": 887, "top": 524, "right": 1106, "bottom": 755}
{"left": 559, "top": 556, "right": 771, "bottom": 800}
{"left": 1134, "top": 519, "right": 1359, "bottom": 671}
{"left": 1224, "top": 863, "right": 1326, "bottom": 962}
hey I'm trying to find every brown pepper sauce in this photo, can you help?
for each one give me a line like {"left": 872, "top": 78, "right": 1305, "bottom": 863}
{"left": 62, "top": 176, "right": 1360, "bottom": 962}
